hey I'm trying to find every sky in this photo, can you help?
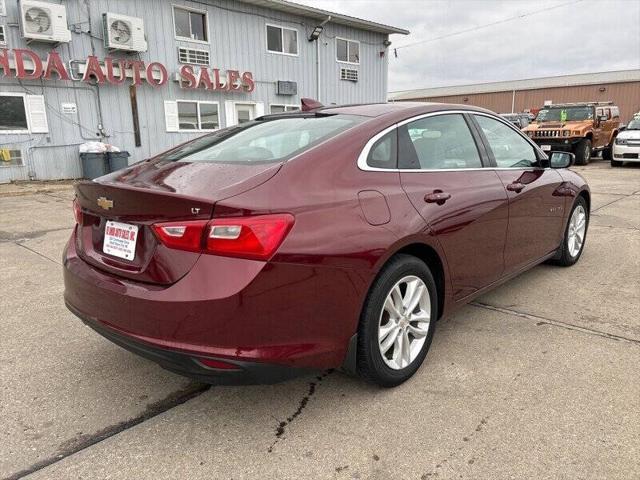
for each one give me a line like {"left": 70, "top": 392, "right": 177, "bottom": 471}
{"left": 298, "top": 0, "right": 640, "bottom": 92}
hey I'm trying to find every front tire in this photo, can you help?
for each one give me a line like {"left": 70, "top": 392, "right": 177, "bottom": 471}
{"left": 611, "top": 158, "right": 623, "bottom": 167}
{"left": 553, "top": 197, "right": 589, "bottom": 267}
{"left": 357, "top": 255, "right": 437, "bottom": 387}
{"left": 574, "top": 139, "right": 591, "bottom": 165}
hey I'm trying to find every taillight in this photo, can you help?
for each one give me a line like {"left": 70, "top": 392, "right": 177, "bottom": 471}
{"left": 151, "top": 220, "right": 208, "bottom": 253}
{"left": 151, "top": 214, "right": 294, "bottom": 261}
{"left": 206, "top": 214, "right": 294, "bottom": 260}
{"left": 73, "top": 198, "right": 82, "bottom": 224}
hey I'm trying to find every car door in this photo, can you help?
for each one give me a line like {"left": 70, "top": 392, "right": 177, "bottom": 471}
{"left": 471, "top": 114, "right": 566, "bottom": 274}
{"left": 594, "top": 107, "right": 605, "bottom": 148}
{"left": 398, "top": 112, "right": 509, "bottom": 301}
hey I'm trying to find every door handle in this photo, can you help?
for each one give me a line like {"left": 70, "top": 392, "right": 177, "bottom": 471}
{"left": 506, "top": 182, "right": 525, "bottom": 193}
{"left": 424, "top": 191, "right": 451, "bottom": 205}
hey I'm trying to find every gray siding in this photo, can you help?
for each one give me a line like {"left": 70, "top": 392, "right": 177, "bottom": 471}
{"left": 0, "top": 0, "right": 389, "bottom": 182}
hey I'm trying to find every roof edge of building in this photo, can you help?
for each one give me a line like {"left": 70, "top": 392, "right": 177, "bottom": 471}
{"left": 389, "top": 69, "right": 640, "bottom": 100}
{"left": 237, "top": 0, "right": 410, "bottom": 35}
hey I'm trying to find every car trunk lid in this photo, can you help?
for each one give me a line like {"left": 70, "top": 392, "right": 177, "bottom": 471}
{"left": 74, "top": 159, "right": 281, "bottom": 285}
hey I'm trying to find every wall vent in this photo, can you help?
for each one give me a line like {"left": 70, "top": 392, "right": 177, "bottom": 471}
{"left": 340, "top": 68, "right": 358, "bottom": 82}
{"left": 178, "top": 47, "right": 210, "bottom": 66}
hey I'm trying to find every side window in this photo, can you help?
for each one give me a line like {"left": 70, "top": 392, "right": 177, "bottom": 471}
{"left": 474, "top": 115, "right": 538, "bottom": 168}
{"left": 398, "top": 114, "right": 482, "bottom": 170}
{"left": 367, "top": 130, "right": 397, "bottom": 169}
{"left": 611, "top": 107, "right": 620, "bottom": 119}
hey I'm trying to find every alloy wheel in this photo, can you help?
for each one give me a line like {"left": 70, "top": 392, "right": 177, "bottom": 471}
{"left": 567, "top": 205, "right": 587, "bottom": 257}
{"left": 378, "top": 275, "right": 431, "bottom": 370}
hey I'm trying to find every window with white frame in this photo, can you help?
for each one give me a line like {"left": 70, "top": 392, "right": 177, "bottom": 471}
{"left": 0, "top": 0, "right": 6, "bottom": 16}
{"left": 266, "top": 24, "right": 298, "bottom": 55}
{"left": 0, "top": 93, "right": 49, "bottom": 134}
{"left": 0, "top": 25, "right": 6, "bottom": 45}
{"left": 336, "top": 38, "right": 360, "bottom": 64}
{"left": 270, "top": 104, "right": 300, "bottom": 114}
{"left": 164, "top": 100, "right": 219, "bottom": 132}
{"left": 173, "top": 6, "right": 208, "bottom": 42}
{"left": 0, "top": 148, "right": 23, "bottom": 166}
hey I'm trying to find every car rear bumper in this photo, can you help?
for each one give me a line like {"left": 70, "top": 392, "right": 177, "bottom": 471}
{"left": 613, "top": 143, "right": 640, "bottom": 161}
{"left": 63, "top": 228, "right": 367, "bottom": 378}
{"left": 67, "top": 301, "right": 312, "bottom": 385}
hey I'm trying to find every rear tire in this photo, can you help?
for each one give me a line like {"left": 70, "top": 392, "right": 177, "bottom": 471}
{"left": 574, "top": 139, "right": 591, "bottom": 165}
{"left": 553, "top": 196, "right": 589, "bottom": 267}
{"left": 357, "top": 255, "right": 437, "bottom": 387}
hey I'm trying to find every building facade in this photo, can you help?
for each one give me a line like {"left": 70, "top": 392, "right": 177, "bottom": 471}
{"left": 0, "top": 0, "right": 407, "bottom": 182}
{"left": 390, "top": 70, "right": 640, "bottom": 124}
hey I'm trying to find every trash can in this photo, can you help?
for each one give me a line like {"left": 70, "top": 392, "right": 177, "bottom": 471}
{"left": 106, "top": 151, "right": 131, "bottom": 173}
{"left": 79, "top": 152, "right": 107, "bottom": 179}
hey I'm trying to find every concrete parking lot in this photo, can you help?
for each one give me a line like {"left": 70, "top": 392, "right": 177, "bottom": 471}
{"left": 1, "top": 161, "right": 639, "bottom": 480}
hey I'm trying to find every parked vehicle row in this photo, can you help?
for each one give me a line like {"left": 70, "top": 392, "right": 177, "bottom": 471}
{"left": 64, "top": 101, "right": 590, "bottom": 387}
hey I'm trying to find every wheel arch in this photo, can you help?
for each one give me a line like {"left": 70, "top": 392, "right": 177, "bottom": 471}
{"left": 342, "top": 240, "right": 448, "bottom": 376}
{"left": 387, "top": 242, "right": 447, "bottom": 322}
{"left": 577, "top": 189, "right": 591, "bottom": 212}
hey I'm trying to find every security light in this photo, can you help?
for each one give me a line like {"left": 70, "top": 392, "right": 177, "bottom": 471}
{"left": 309, "top": 25, "right": 323, "bottom": 41}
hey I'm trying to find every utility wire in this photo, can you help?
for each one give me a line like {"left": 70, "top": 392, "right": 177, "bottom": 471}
{"left": 393, "top": 0, "right": 583, "bottom": 56}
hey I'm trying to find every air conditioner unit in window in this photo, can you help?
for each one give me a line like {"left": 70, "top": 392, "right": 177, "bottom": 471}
{"left": 19, "top": 0, "right": 71, "bottom": 43}
{"left": 340, "top": 68, "right": 358, "bottom": 82}
{"left": 103, "top": 12, "right": 147, "bottom": 52}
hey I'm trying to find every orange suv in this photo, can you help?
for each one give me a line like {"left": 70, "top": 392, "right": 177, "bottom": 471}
{"left": 523, "top": 102, "right": 620, "bottom": 165}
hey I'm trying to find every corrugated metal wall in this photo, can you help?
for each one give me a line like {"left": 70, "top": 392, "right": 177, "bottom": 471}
{"left": 0, "top": 0, "right": 389, "bottom": 182}
{"left": 407, "top": 81, "right": 640, "bottom": 123}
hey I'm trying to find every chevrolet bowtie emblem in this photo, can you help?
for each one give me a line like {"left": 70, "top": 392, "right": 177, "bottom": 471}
{"left": 97, "top": 196, "right": 114, "bottom": 210}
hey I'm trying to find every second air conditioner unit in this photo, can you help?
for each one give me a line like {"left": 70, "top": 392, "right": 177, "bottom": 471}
{"left": 19, "top": 0, "right": 72, "bottom": 43}
{"left": 103, "top": 12, "right": 148, "bottom": 52}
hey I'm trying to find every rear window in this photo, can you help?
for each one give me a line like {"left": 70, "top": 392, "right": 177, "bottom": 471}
{"left": 160, "top": 114, "right": 364, "bottom": 164}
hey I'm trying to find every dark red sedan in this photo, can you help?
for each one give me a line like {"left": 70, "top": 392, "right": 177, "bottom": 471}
{"left": 64, "top": 102, "right": 589, "bottom": 387}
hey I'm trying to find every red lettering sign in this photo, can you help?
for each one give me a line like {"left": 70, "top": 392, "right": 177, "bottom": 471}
{"left": 0, "top": 49, "right": 254, "bottom": 95}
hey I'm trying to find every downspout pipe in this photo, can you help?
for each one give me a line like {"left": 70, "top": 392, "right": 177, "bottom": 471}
{"left": 314, "top": 16, "right": 331, "bottom": 102}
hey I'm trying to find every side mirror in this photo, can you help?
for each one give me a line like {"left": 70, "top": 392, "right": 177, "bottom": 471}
{"left": 549, "top": 151, "right": 574, "bottom": 168}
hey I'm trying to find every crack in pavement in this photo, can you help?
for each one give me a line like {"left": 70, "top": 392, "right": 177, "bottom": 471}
{"left": 267, "top": 369, "right": 334, "bottom": 453}
{"left": 14, "top": 242, "right": 62, "bottom": 266}
{"left": 471, "top": 302, "right": 640, "bottom": 346}
{"left": 420, "top": 416, "right": 490, "bottom": 478}
{"left": 591, "top": 190, "right": 640, "bottom": 213}
{"left": 3, "top": 382, "right": 211, "bottom": 480}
